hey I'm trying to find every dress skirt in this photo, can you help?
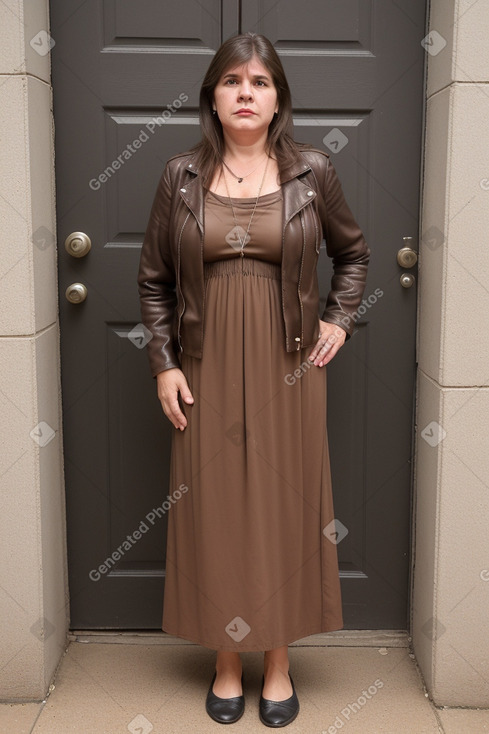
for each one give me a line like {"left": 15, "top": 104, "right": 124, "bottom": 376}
{"left": 162, "top": 188, "right": 344, "bottom": 651}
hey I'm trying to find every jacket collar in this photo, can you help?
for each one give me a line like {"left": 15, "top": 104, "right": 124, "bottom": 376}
{"left": 178, "top": 153, "right": 316, "bottom": 233}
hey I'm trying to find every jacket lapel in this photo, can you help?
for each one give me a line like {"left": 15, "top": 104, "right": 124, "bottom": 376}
{"left": 177, "top": 156, "right": 316, "bottom": 230}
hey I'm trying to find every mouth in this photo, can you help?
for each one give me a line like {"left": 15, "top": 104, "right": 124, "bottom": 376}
{"left": 235, "top": 109, "right": 256, "bottom": 115}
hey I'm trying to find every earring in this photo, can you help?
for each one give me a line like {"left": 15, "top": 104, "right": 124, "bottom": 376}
{"left": 212, "top": 109, "right": 216, "bottom": 115}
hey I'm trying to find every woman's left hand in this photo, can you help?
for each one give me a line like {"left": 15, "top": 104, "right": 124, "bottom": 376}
{"left": 308, "top": 320, "right": 347, "bottom": 367}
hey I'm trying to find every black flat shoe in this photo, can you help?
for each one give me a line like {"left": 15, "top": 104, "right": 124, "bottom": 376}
{"left": 205, "top": 670, "right": 245, "bottom": 724}
{"left": 259, "top": 673, "right": 299, "bottom": 728}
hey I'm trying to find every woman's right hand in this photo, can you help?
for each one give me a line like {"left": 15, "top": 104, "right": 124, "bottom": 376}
{"left": 156, "top": 368, "right": 194, "bottom": 431}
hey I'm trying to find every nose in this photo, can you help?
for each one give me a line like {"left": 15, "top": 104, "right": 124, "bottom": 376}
{"left": 238, "top": 81, "right": 253, "bottom": 102}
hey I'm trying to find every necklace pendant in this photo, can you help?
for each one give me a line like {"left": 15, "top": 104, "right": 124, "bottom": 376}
{"left": 237, "top": 177, "right": 243, "bottom": 183}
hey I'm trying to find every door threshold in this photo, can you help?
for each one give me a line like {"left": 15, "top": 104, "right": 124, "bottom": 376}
{"left": 69, "top": 629, "right": 409, "bottom": 648}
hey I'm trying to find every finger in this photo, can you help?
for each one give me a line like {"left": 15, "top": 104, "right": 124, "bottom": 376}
{"left": 311, "top": 332, "right": 345, "bottom": 365}
{"left": 309, "top": 334, "right": 336, "bottom": 362}
{"left": 180, "top": 385, "right": 194, "bottom": 404}
{"left": 308, "top": 337, "right": 323, "bottom": 360}
{"left": 161, "top": 394, "right": 188, "bottom": 430}
{"left": 316, "top": 346, "right": 339, "bottom": 367}
{"left": 316, "top": 338, "right": 345, "bottom": 366}
{"left": 170, "top": 396, "right": 188, "bottom": 430}
{"left": 308, "top": 341, "right": 325, "bottom": 361}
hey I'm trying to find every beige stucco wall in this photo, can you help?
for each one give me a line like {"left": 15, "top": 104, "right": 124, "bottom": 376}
{"left": 0, "top": 1, "right": 68, "bottom": 700}
{"left": 0, "top": 0, "right": 487, "bottom": 707}
{"left": 412, "top": 0, "right": 489, "bottom": 708}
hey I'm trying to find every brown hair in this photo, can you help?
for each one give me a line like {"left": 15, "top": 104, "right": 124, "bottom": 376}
{"left": 188, "top": 32, "right": 312, "bottom": 186}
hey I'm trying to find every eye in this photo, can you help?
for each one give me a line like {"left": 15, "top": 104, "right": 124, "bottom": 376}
{"left": 223, "top": 78, "right": 268, "bottom": 86}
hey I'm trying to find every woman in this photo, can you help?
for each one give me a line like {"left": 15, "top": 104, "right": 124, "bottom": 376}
{"left": 137, "top": 32, "right": 370, "bottom": 728}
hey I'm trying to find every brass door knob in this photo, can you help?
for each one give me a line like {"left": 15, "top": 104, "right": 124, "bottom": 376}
{"left": 65, "top": 232, "right": 91, "bottom": 258}
{"left": 397, "top": 237, "right": 418, "bottom": 268}
{"left": 397, "top": 247, "right": 418, "bottom": 268}
{"left": 65, "top": 283, "right": 88, "bottom": 303}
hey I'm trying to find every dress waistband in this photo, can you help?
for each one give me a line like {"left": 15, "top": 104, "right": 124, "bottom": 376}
{"left": 204, "top": 256, "right": 281, "bottom": 280}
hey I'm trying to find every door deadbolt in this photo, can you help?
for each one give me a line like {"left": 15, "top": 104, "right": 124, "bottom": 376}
{"left": 400, "top": 273, "right": 415, "bottom": 288}
{"left": 65, "top": 232, "right": 91, "bottom": 258}
{"left": 65, "top": 283, "right": 88, "bottom": 303}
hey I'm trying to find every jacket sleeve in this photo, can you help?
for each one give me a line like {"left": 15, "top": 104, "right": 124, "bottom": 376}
{"left": 318, "top": 155, "right": 370, "bottom": 339}
{"left": 137, "top": 162, "right": 181, "bottom": 378}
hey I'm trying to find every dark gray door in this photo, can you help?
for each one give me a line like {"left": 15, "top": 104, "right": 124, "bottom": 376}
{"left": 51, "top": 0, "right": 426, "bottom": 629}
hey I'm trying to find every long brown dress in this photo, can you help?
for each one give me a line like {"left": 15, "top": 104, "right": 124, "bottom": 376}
{"left": 161, "top": 186, "right": 343, "bottom": 651}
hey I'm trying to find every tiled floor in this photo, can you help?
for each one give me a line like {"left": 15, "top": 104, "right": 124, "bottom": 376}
{"left": 1, "top": 633, "right": 488, "bottom": 733}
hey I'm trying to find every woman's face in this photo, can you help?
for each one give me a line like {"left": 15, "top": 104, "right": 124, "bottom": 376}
{"left": 212, "top": 56, "right": 279, "bottom": 140}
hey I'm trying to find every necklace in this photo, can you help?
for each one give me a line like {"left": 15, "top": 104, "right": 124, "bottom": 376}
{"left": 222, "top": 155, "right": 270, "bottom": 256}
{"left": 222, "top": 153, "right": 267, "bottom": 183}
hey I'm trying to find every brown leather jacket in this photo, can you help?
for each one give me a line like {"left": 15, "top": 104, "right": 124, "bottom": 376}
{"left": 137, "top": 146, "right": 370, "bottom": 378}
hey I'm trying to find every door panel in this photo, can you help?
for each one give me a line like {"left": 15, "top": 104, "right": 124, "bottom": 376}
{"left": 50, "top": 0, "right": 426, "bottom": 628}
